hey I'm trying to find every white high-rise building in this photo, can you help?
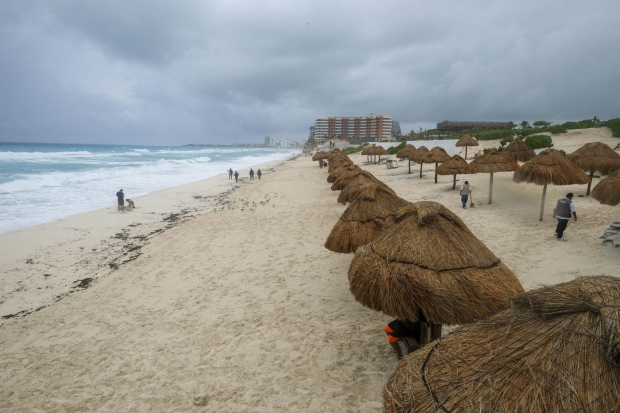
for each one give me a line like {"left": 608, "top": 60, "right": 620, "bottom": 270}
{"left": 264, "top": 135, "right": 275, "bottom": 147}
{"left": 313, "top": 114, "right": 393, "bottom": 141}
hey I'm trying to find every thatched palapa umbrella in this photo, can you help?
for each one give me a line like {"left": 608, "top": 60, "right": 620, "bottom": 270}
{"left": 311, "top": 151, "right": 328, "bottom": 168}
{"left": 384, "top": 276, "right": 620, "bottom": 413}
{"left": 331, "top": 165, "right": 366, "bottom": 191}
{"left": 371, "top": 145, "right": 388, "bottom": 164}
{"left": 348, "top": 202, "right": 523, "bottom": 329}
{"left": 592, "top": 169, "right": 620, "bottom": 206}
{"left": 337, "top": 171, "right": 388, "bottom": 204}
{"left": 396, "top": 144, "right": 417, "bottom": 174}
{"left": 567, "top": 142, "right": 620, "bottom": 195}
{"left": 502, "top": 137, "right": 535, "bottom": 162}
{"left": 325, "top": 184, "right": 410, "bottom": 253}
{"left": 513, "top": 148, "right": 590, "bottom": 221}
{"left": 408, "top": 146, "right": 429, "bottom": 178}
{"left": 455, "top": 134, "right": 479, "bottom": 159}
{"left": 466, "top": 148, "right": 519, "bottom": 204}
{"left": 421, "top": 147, "right": 452, "bottom": 183}
{"left": 436, "top": 154, "right": 469, "bottom": 190}
{"left": 327, "top": 163, "right": 358, "bottom": 184}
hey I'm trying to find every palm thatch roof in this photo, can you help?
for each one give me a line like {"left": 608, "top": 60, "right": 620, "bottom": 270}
{"left": 327, "top": 163, "right": 357, "bottom": 183}
{"left": 337, "top": 172, "right": 388, "bottom": 204}
{"left": 513, "top": 149, "right": 591, "bottom": 186}
{"left": 327, "top": 156, "right": 351, "bottom": 173}
{"left": 502, "top": 138, "right": 535, "bottom": 162}
{"left": 567, "top": 142, "right": 620, "bottom": 195}
{"left": 348, "top": 202, "right": 523, "bottom": 324}
{"left": 312, "top": 151, "right": 328, "bottom": 161}
{"left": 435, "top": 155, "right": 469, "bottom": 175}
{"left": 384, "top": 276, "right": 620, "bottom": 413}
{"left": 592, "top": 169, "right": 620, "bottom": 206}
{"left": 325, "top": 184, "right": 410, "bottom": 253}
{"left": 408, "top": 146, "right": 429, "bottom": 162}
{"left": 513, "top": 149, "right": 590, "bottom": 220}
{"left": 361, "top": 146, "right": 373, "bottom": 155}
{"left": 421, "top": 147, "right": 451, "bottom": 164}
{"left": 396, "top": 144, "right": 416, "bottom": 159}
{"left": 567, "top": 142, "right": 620, "bottom": 172}
{"left": 455, "top": 135, "right": 479, "bottom": 147}
{"left": 466, "top": 148, "right": 519, "bottom": 173}
{"left": 372, "top": 146, "right": 388, "bottom": 155}
{"left": 331, "top": 166, "right": 366, "bottom": 191}
{"left": 436, "top": 154, "right": 470, "bottom": 189}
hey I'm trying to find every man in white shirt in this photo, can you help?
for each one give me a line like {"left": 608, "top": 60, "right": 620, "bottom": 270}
{"left": 460, "top": 181, "right": 472, "bottom": 209}
{"left": 553, "top": 193, "right": 577, "bottom": 241}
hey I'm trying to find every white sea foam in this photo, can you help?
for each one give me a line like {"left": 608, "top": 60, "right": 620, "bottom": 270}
{"left": 0, "top": 146, "right": 297, "bottom": 233}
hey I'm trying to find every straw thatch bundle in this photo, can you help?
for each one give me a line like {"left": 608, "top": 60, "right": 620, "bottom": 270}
{"left": 421, "top": 147, "right": 452, "bottom": 183}
{"left": 408, "top": 146, "right": 430, "bottom": 178}
{"left": 337, "top": 172, "right": 389, "bottom": 204}
{"left": 436, "top": 154, "right": 469, "bottom": 189}
{"left": 466, "top": 148, "right": 519, "bottom": 204}
{"left": 311, "top": 151, "right": 327, "bottom": 161}
{"left": 325, "top": 184, "right": 410, "bottom": 253}
{"left": 348, "top": 201, "right": 523, "bottom": 324}
{"left": 502, "top": 137, "right": 535, "bottom": 162}
{"left": 592, "top": 169, "right": 620, "bottom": 206}
{"left": 513, "top": 149, "right": 591, "bottom": 220}
{"left": 369, "top": 146, "right": 388, "bottom": 164}
{"left": 567, "top": 142, "right": 620, "bottom": 195}
{"left": 327, "top": 156, "right": 351, "bottom": 174}
{"left": 384, "top": 275, "right": 620, "bottom": 413}
{"left": 455, "top": 135, "right": 479, "bottom": 159}
{"left": 327, "top": 163, "right": 357, "bottom": 184}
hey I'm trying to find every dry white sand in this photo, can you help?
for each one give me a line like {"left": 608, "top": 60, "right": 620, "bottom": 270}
{"left": 1, "top": 128, "right": 619, "bottom": 412}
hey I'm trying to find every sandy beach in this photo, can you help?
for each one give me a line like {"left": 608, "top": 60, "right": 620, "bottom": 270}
{"left": 1, "top": 128, "right": 620, "bottom": 412}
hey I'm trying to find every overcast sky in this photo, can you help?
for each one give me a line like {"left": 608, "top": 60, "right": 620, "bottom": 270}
{"left": 1, "top": 0, "right": 619, "bottom": 145}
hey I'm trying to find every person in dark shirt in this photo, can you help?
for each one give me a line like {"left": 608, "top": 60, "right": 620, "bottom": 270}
{"left": 257, "top": 169, "right": 262, "bottom": 180}
{"left": 228, "top": 168, "right": 233, "bottom": 180}
{"left": 249, "top": 168, "right": 255, "bottom": 180}
{"left": 233, "top": 171, "right": 239, "bottom": 183}
{"left": 116, "top": 189, "right": 124, "bottom": 211}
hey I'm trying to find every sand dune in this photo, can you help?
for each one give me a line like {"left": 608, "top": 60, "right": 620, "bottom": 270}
{"left": 1, "top": 128, "right": 619, "bottom": 411}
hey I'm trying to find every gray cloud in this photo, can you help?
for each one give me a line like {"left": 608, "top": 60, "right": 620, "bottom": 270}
{"left": 1, "top": 0, "right": 619, "bottom": 145}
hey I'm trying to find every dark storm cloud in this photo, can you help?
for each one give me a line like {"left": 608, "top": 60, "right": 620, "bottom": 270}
{"left": 1, "top": 0, "right": 619, "bottom": 144}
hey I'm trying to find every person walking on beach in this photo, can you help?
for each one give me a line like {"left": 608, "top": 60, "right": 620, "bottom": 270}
{"left": 257, "top": 169, "right": 262, "bottom": 180}
{"left": 228, "top": 168, "right": 233, "bottom": 180}
{"left": 249, "top": 168, "right": 255, "bottom": 180}
{"left": 116, "top": 189, "right": 125, "bottom": 211}
{"left": 460, "top": 181, "right": 472, "bottom": 209}
{"left": 553, "top": 193, "right": 577, "bottom": 241}
{"left": 234, "top": 171, "right": 239, "bottom": 183}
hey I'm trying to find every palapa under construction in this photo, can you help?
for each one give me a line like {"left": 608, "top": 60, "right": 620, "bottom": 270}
{"left": 384, "top": 275, "right": 620, "bottom": 413}
{"left": 502, "top": 138, "right": 536, "bottom": 162}
{"left": 348, "top": 202, "right": 523, "bottom": 324}
{"left": 466, "top": 148, "right": 519, "bottom": 204}
{"left": 567, "top": 142, "right": 620, "bottom": 195}
{"left": 435, "top": 154, "right": 469, "bottom": 189}
{"left": 455, "top": 135, "right": 479, "bottom": 159}
{"left": 337, "top": 172, "right": 388, "bottom": 204}
{"left": 513, "top": 148, "right": 590, "bottom": 220}
{"left": 325, "top": 184, "right": 410, "bottom": 253}
{"left": 592, "top": 169, "right": 620, "bottom": 206}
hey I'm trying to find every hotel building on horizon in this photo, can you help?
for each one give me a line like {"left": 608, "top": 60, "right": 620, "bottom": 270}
{"left": 312, "top": 114, "right": 395, "bottom": 142}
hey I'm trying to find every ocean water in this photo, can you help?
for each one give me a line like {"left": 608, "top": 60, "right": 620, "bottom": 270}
{"left": 0, "top": 143, "right": 298, "bottom": 233}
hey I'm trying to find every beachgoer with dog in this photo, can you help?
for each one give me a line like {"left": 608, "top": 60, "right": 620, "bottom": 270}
{"left": 116, "top": 189, "right": 124, "bottom": 211}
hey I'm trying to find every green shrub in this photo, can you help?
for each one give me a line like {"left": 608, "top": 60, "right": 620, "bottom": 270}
{"left": 561, "top": 120, "right": 596, "bottom": 130}
{"left": 606, "top": 118, "right": 620, "bottom": 138}
{"left": 387, "top": 142, "right": 406, "bottom": 155}
{"left": 524, "top": 135, "right": 553, "bottom": 149}
{"left": 500, "top": 136, "right": 514, "bottom": 147}
{"left": 558, "top": 149, "right": 567, "bottom": 156}
{"left": 343, "top": 143, "right": 368, "bottom": 155}
{"left": 475, "top": 129, "right": 514, "bottom": 141}
{"left": 546, "top": 125, "right": 568, "bottom": 134}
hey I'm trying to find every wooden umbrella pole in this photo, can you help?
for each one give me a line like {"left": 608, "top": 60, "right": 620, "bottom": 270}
{"left": 408, "top": 161, "right": 411, "bottom": 174}
{"left": 539, "top": 182, "right": 548, "bottom": 221}
{"left": 465, "top": 146, "right": 468, "bottom": 160}
{"left": 419, "top": 162, "right": 423, "bottom": 178}
{"left": 489, "top": 172, "right": 494, "bottom": 204}
{"left": 435, "top": 162, "right": 438, "bottom": 183}
{"left": 453, "top": 174, "right": 456, "bottom": 190}
{"left": 587, "top": 170, "right": 593, "bottom": 195}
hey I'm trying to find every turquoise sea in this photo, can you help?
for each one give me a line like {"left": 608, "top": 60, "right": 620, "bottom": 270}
{"left": 0, "top": 142, "right": 297, "bottom": 233}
